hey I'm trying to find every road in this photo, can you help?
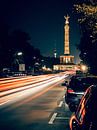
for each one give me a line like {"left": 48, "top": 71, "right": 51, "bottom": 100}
{"left": 0, "top": 72, "right": 74, "bottom": 130}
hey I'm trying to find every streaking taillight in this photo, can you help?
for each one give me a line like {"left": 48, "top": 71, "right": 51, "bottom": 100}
{"left": 68, "top": 89, "right": 74, "bottom": 93}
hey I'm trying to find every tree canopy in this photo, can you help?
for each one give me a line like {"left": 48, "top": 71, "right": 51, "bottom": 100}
{"left": 74, "top": 0, "right": 97, "bottom": 74}
{"left": 0, "top": 23, "right": 42, "bottom": 71}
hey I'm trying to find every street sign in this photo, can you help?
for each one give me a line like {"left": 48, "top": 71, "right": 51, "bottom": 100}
{"left": 19, "top": 64, "right": 25, "bottom": 71}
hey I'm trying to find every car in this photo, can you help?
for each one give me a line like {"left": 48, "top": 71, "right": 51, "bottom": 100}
{"left": 65, "top": 76, "right": 97, "bottom": 111}
{"left": 69, "top": 85, "right": 97, "bottom": 130}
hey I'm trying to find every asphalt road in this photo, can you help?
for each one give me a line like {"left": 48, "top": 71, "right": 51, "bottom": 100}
{"left": 0, "top": 73, "right": 73, "bottom": 130}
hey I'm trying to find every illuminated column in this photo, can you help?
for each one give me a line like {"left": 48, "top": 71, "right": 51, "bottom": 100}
{"left": 64, "top": 15, "right": 70, "bottom": 55}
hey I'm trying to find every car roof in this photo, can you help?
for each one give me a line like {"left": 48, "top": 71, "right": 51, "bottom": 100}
{"left": 71, "top": 76, "right": 97, "bottom": 83}
{"left": 69, "top": 76, "right": 97, "bottom": 91}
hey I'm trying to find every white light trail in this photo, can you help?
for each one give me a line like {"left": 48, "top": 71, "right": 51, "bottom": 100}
{"left": 0, "top": 73, "right": 69, "bottom": 107}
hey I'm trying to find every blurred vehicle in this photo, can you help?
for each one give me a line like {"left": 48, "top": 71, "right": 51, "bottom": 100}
{"left": 65, "top": 76, "right": 97, "bottom": 111}
{"left": 69, "top": 85, "right": 97, "bottom": 130}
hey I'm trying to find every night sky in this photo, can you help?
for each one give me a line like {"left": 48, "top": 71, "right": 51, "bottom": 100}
{"left": 0, "top": 0, "right": 80, "bottom": 63}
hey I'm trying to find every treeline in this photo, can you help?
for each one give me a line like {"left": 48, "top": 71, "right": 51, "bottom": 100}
{"left": 74, "top": 0, "right": 97, "bottom": 75}
{"left": 0, "top": 22, "right": 42, "bottom": 71}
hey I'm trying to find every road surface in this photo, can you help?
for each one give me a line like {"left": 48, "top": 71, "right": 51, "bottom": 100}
{"left": 0, "top": 72, "right": 74, "bottom": 130}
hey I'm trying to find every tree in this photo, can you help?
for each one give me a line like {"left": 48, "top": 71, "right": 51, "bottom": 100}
{"left": 9, "top": 30, "right": 42, "bottom": 71}
{"left": 74, "top": 0, "right": 97, "bottom": 74}
{"left": 0, "top": 25, "right": 42, "bottom": 72}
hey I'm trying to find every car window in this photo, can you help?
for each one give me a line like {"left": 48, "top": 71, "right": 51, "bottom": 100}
{"left": 69, "top": 77, "right": 97, "bottom": 91}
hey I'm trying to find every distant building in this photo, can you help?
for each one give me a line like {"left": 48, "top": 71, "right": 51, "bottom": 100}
{"left": 53, "top": 15, "right": 76, "bottom": 71}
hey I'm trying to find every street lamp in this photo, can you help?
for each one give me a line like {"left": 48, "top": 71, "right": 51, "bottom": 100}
{"left": 17, "top": 52, "right": 23, "bottom": 56}
{"left": 81, "top": 65, "right": 88, "bottom": 73}
{"left": 17, "top": 52, "right": 25, "bottom": 72}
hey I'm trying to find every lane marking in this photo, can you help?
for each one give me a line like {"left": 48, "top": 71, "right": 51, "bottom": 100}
{"left": 65, "top": 103, "right": 69, "bottom": 108}
{"left": 56, "top": 116, "right": 70, "bottom": 120}
{"left": 48, "top": 113, "right": 57, "bottom": 124}
{"left": 58, "top": 101, "right": 63, "bottom": 107}
{"left": 63, "top": 95, "right": 65, "bottom": 98}
{"left": 0, "top": 100, "right": 10, "bottom": 106}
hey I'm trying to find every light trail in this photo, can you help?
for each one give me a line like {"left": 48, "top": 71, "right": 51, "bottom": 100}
{"left": 0, "top": 75, "right": 49, "bottom": 84}
{"left": 0, "top": 76, "right": 60, "bottom": 97}
{"left": 0, "top": 73, "right": 69, "bottom": 107}
{"left": 0, "top": 75, "right": 55, "bottom": 91}
{"left": 0, "top": 100, "right": 11, "bottom": 106}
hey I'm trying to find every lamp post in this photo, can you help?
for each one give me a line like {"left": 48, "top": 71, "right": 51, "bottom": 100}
{"left": 17, "top": 52, "right": 25, "bottom": 72}
{"left": 16, "top": 52, "right": 24, "bottom": 65}
{"left": 14, "top": 51, "right": 25, "bottom": 72}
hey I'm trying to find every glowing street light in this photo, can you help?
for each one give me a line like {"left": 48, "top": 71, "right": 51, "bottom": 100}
{"left": 17, "top": 52, "right": 23, "bottom": 56}
{"left": 81, "top": 65, "right": 88, "bottom": 73}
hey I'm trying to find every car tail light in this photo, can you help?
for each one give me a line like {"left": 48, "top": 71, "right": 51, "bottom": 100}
{"left": 68, "top": 89, "right": 74, "bottom": 93}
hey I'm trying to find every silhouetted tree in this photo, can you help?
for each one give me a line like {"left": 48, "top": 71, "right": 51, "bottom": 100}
{"left": 9, "top": 30, "right": 42, "bottom": 71}
{"left": 0, "top": 25, "right": 42, "bottom": 71}
{"left": 74, "top": 0, "right": 97, "bottom": 74}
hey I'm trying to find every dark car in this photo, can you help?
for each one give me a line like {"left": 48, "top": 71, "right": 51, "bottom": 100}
{"left": 65, "top": 76, "right": 97, "bottom": 111}
{"left": 69, "top": 85, "right": 97, "bottom": 130}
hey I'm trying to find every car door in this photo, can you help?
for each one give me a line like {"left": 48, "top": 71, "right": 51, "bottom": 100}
{"left": 75, "top": 87, "right": 92, "bottom": 129}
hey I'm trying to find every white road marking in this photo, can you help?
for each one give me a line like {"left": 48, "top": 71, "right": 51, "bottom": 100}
{"left": 65, "top": 103, "right": 69, "bottom": 107}
{"left": 48, "top": 113, "right": 57, "bottom": 124}
{"left": 56, "top": 116, "right": 70, "bottom": 120}
{"left": 58, "top": 101, "right": 63, "bottom": 107}
{"left": 63, "top": 95, "right": 65, "bottom": 98}
{"left": 0, "top": 100, "right": 10, "bottom": 106}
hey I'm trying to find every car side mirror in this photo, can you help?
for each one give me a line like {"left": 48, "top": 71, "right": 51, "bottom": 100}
{"left": 65, "top": 81, "right": 68, "bottom": 84}
{"left": 61, "top": 81, "right": 69, "bottom": 86}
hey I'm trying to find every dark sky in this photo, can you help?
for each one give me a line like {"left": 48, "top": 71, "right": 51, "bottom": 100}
{"left": 0, "top": 0, "right": 80, "bottom": 63}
